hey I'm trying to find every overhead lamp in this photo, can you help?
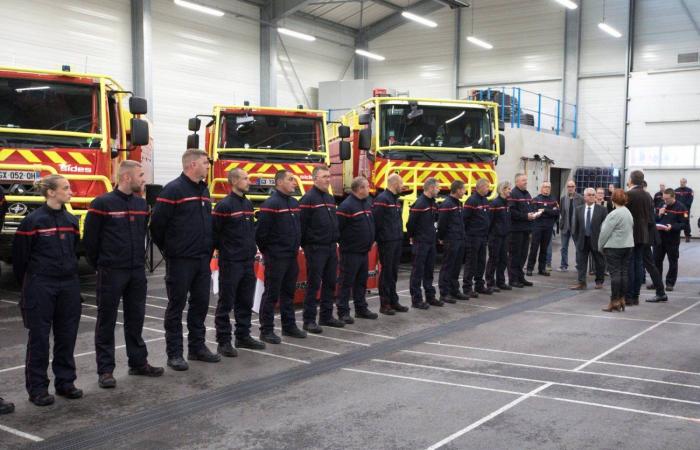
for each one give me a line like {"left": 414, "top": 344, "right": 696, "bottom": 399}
{"left": 355, "top": 49, "right": 386, "bottom": 61}
{"left": 401, "top": 11, "right": 438, "bottom": 28}
{"left": 553, "top": 0, "right": 578, "bottom": 9}
{"left": 598, "top": 22, "right": 622, "bottom": 38}
{"left": 173, "top": 0, "right": 225, "bottom": 17}
{"left": 467, "top": 36, "right": 493, "bottom": 50}
{"left": 278, "top": 27, "right": 316, "bottom": 41}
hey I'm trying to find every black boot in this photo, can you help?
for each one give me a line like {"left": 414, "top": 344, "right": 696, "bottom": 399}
{"left": 235, "top": 335, "right": 267, "bottom": 350}
{"left": 0, "top": 398, "right": 15, "bottom": 415}
{"left": 188, "top": 346, "right": 222, "bottom": 363}
{"left": 217, "top": 342, "right": 239, "bottom": 357}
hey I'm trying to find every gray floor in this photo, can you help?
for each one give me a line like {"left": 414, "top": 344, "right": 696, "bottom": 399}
{"left": 2, "top": 238, "right": 700, "bottom": 449}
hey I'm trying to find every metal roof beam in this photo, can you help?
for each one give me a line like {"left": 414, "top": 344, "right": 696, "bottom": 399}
{"left": 361, "top": 0, "right": 444, "bottom": 41}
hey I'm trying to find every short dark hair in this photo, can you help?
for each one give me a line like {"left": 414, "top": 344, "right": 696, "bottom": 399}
{"left": 351, "top": 176, "right": 368, "bottom": 192}
{"left": 611, "top": 188, "right": 627, "bottom": 206}
{"left": 664, "top": 188, "right": 675, "bottom": 197}
{"left": 312, "top": 165, "right": 330, "bottom": 179}
{"left": 630, "top": 170, "right": 644, "bottom": 186}
{"left": 643, "top": 180, "right": 648, "bottom": 188}
{"left": 274, "top": 170, "right": 289, "bottom": 185}
{"left": 450, "top": 180, "right": 465, "bottom": 194}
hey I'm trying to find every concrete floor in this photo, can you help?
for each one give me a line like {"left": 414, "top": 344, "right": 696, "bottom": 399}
{"left": 2, "top": 238, "right": 700, "bottom": 449}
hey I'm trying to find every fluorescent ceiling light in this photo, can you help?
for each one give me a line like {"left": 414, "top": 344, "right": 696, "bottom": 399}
{"left": 467, "top": 36, "right": 493, "bottom": 50}
{"left": 277, "top": 27, "right": 316, "bottom": 42}
{"left": 554, "top": 0, "right": 578, "bottom": 9}
{"left": 355, "top": 49, "right": 386, "bottom": 61}
{"left": 15, "top": 86, "right": 50, "bottom": 92}
{"left": 598, "top": 22, "right": 622, "bottom": 38}
{"left": 173, "top": 0, "right": 224, "bottom": 17}
{"left": 401, "top": 11, "right": 438, "bottom": 28}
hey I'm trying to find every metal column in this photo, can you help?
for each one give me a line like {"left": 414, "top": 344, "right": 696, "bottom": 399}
{"left": 131, "top": 0, "right": 153, "bottom": 115}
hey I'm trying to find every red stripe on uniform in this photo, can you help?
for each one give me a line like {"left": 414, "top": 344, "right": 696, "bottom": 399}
{"left": 15, "top": 226, "right": 78, "bottom": 236}
{"left": 299, "top": 203, "right": 336, "bottom": 209}
{"left": 88, "top": 209, "right": 149, "bottom": 216}
{"left": 336, "top": 210, "right": 372, "bottom": 217}
{"left": 212, "top": 211, "right": 254, "bottom": 217}
{"left": 259, "top": 208, "right": 301, "bottom": 213}
{"left": 156, "top": 196, "right": 211, "bottom": 204}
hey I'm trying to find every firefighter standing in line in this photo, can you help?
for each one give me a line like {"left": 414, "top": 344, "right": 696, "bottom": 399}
{"left": 438, "top": 180, "right": 468, "bottom": 303}
{"left": 485, "top": 181, "right": 512, "bottom": 292}
{"left": 407, "top": 177, "right": 441, "bottom": 309}
{"left": 212, "top": 168, "right": 267, "bottom": 355}
{"left": 255, "top": 170, "right": 307, "bottom": 343}
{"left": 150, "top": 149, "right": 220, "bottom": 371}
{"left": 0, "top": 185, "right": 14, "bottom": 415}
{"left": 508, "top": 173, "right": 537, "bottom": 288}
{"left": 13, "top": 175, "right": 83, "bottom": 406}
{"left": 462, "top": 178, "right": 493, "bottom": 297}
{"left": 374, "top": 173, "right": 410, "bottom": 315}
{"left": 526, "top": 181, "right": 559, "bottom": 277}
{"left": 675, "top": 178, "right": 693, "bottom": 242}
{"left": 84, "top": 161, "right": 164, "bottom": 389}
{"left": 652, "top": 188, "right": 688, "bottom": 295}
{"left": 654, "top": 183, "right": 666, "bottom": 211}
{"left": 299, "top": 166, "right": 346, "bottom": 331}
{"left": 336, "top": 176, "right": 379, "bottom": 323}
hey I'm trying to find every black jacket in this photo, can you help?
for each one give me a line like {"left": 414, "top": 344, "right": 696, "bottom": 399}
{"left": 656, "top": 200, "right": 688, "bottom": 245}
{"left": 299, "top": 186, "right": 339, "bottom": 246}
{"left": 572, "top": 203, "right": 607, "bottom": 250}
{"left": 83, "top": 189, "right": 148, "bottom": 269}
{"left": 407, "top": 194, "right": 437, "bottom": 244}
{"left": 150, "top": 173, "right": 213, "bottom": 259}
{"left": 255, "top": 190, "right": 301, "bottom": 257}
{"left": 626, "top": 185, "right": 652, "bottom": 245}
{"left": 437, "top": 195, "right": 465, "bottom": 241}
{"left": 489, "top": 196, "right": 510, "bottom": 237}
{"left": 531, "top": 194, "right": 559, "bottom": 230}
{"left": 674, "top": 187, "right": 694, "bottom": 209}
{"left": 373, "top": 190, "right": 403, "bottom": 243}
{"left": 508, "top": 186, "right": 533, "bottom": 232}
{"left": 213, "top": 192, "right": 257, "bottom": 262}
{"left": 12, "top": 204, "right": 79, "bottom": 283}
{"left": 337, "top": 194, "right": 375, "bottom": 253}
{"left": 464, "top": 192, "right": 491, "bottom": 236}
{"left": 0, "top": 186, "right": 5, "bottom": 228}
{"left": 653, "top": 190, "right": 665, "bottom": 210}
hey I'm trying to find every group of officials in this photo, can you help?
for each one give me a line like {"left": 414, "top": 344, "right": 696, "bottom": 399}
{"left": 0, "top": 148, "right": 692, "bottom": 413}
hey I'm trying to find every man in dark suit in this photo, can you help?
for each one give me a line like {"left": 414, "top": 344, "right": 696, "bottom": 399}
{"left": 570, "top": 188, "right": 607, "bottom": 289}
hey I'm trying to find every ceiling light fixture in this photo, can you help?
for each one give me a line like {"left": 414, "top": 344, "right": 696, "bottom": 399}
{"left": 554, "top": 0, "right": 578, "bottom": 10}
{"left": 277, "top": 28, "right": 316, "bottom": 41}
{"left": 598, "top": 0, "right": 622, "bottom": 38}
{"left": 355, "top": 49, "right": 386, "bottom": 61}
{"left": 401, "top": 11, "right": 438, "bottom": 28}
{"left": 466, "top": 1, "right": 493, "bottom": 50}
{"left": 173, "top": 0, "right": 224, "bottom": 17}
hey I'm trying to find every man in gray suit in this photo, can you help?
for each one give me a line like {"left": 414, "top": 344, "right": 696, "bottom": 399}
{"left": 570, "top": 188, "right": 607, "bottom": 290}
{"left": 558, "top": 180, "right": 584, "bottom": 272}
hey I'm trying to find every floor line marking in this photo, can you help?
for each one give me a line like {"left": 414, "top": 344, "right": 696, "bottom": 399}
{"left": 0, "top": 424, "right": 44, "bottom": 442}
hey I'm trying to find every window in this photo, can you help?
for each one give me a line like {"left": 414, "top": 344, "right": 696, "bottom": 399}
{"left": 628, "top": 146, "right": 660, "bottom": 167}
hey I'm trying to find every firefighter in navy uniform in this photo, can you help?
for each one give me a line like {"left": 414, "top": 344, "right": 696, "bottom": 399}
{"left": 653, "top": 183, "right": 666, "bottom": 211}
{"left": 652, "top": 188, "right": 688, "bottom": 295}
{"left": 485, "top": 181, "right": 512, "bottom": 292}
{"left": 675, "top": 178, "right": 693, "bottom": 242}
{"left": 13, "top": 175, "right": 82, "bottom": 406}
{"left": 373, "top": 173, "right": 409, "bottom": 315}
{"left": 0, "top": 185, "right": 13, "bottom": 415}
{"left": 83, "top": 161, "right": 164, "bottom": 389}
{"left": 462, "top": 178, "right": 493, "bottom": 297}
{"left": 407, "top": 177, "right": 441, "bottom": 309}
{"left": 336, "top": 176, "right": 379, "bottom": 323}
{"left": 255, "top": 170, "right": 307, "bottom": 343}
{"left": 438, "top": 180, "right": 468, "bottom": 303}
{"left": 212, "top": 168, "right": 267, "bottom": 355}
{"left": 150, "top": 149, "right": 220, "bottom": 371}
{"left": 299, "top": 166, "right": 346, "bottom": 332}
{"left": 508, "top": 173, "right": 536, "bottom": 288}
{"left": 526, "top": 181, "right": 559, "bottom": 277}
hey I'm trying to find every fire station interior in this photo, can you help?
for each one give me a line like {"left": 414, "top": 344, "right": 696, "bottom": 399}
{"left": 2, "top": 0, "right": 700, "bottom": 449}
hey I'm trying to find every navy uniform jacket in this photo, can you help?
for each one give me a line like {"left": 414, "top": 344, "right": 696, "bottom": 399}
{"left": 489, "top": 196, "right": 510, "bottom": 237}
{"left": 0, "top": 186, "right": 5, "bottom": 228}
{"left": 653, "top": 190, "right": 665, "bottom": 211}
{"left": 12, "top": 204, "right": 79, "bottom": 283}
{"left": 674, "top": 187, "right": 694, "bottom": 210}
{"left": 437, "top": 195, "right": 465, "bottom": 242}
{"left": 656, "top": 200, "right": 688, "bottom": 245}
{"left": 373, "top": 190, "right": 403, "bottom": 243}
{"left": 83, "top": 189, "right": 148, "bottom": 269}
{"left": 531, "top": 194, "right": 559, "bottom": 230}
{"left": 150, "top": 173, "right": 213, "bottom": 259}
{"left": 255, "top": 190, "right": 301, "bottom": 258}
{"left": 463, "top": 192, "right": 491, "bottom": 236}
{"left": 407, "top": 194, "right": 437, "bottom": 244}
{"left": 508, "top": 186, "right": 533, "bottom": 232}
{"left": 212, "top": 191, "right": 256, "bottom": 262}
{"left": 337, "top": 194, "right": 374, "bottom": 253}
{"left": 299, "top": 186, "right": 339, "bottom": 246}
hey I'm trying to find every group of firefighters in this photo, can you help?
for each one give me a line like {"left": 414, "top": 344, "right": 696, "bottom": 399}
{"left": 0, "top": 148, "right": 692, "bottom": 413}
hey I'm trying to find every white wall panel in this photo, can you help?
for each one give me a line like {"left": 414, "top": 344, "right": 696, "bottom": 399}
{"left": 0, "top": 0, "right": 132, "bottom": 88}
{"left": 151, "top": 0, "right": 260, "bottom": 183}
{"left": 579, "top": 0, "right": 629, "bottom": 75}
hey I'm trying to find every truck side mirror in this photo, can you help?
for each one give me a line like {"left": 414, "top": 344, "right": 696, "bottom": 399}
{"left": 499, "top": 120, "right": 505, "bottom": 132}
{"left": 338, "top": 125, "right": 351, "bottom": 139}
{"left": 499, "top": 133, "right": 506, "bottom": 155}
{"left": 358, "top": 129, "right": 372, "bottom": 151}
{"left": 188, "top": 117, "right": 201, "bottom": 132}
{"left": 358, "top": 113, "right": 371, "bottom": 126}
{"left": 129, "top": 97, "right": 148, "bottom": 115}
{"left": 130, "top": 118, "right": 149, "bottom": 146}
{"left": 187, "top": 133, "right": 199, "bottom": 149}
{"left": 339, "top": 141, "right": 351, "bottom": 161}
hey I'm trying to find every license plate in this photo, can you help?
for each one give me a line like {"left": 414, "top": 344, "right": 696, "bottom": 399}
{"left": 0, "top": 170, "right": 40, "bottom": 182}
{"left": 256, "top": 178, "right": 275, "bottom": 186}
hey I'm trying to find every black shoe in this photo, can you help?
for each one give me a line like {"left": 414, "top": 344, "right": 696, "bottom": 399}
{"left": 217, "top": 342, "right": 239, "bottom": 357}
{"left": 355, "top": 309, "right": 378, "bottom": 320}
{"left": 510, "top": 282, "right": 524, "bottom": 288}
{"left": 521, "top": 280, "right": 534, "bottom": 287}
{"left": 379, "top": 305, "right": 395, "bottom": 315}
{"left": 339, "top": 314, "right": 355, "bottom": 325}
{"left": 497, "top": 284, "right": 512, "bottom": 291}
{"left": 260, "top": 331, "right": 282, "bottom": 344}
{"left": 666, "top": 285, "right": 674, "bottom": 292}
{"left": 490, "top": 286, "right": 501, "bottom": 293}
{"left": 0, "top": 398, "right": 15, "bottom": 414}
{"left": 391, "top": 303, "right": 409, "bottom": 313}
{"left": 303, "top": 322, "right": 323, "bottom": 333}
{"left": 56, "top": 385, "right": 83, "bottom": 399}
{"left": 412, "top": 301, "right": 430, "bottom": 310}
{"left": 440, "top": 295, "right": 456, "bottom": 304}
{"left": 451, "top": 292, "right": 469, "bottom": 300}
{"left": 98, "top": 373, "right": 116, "bottom": 389}
{"left": 167, "top": 356, "right": 189, "bottom": 371}
{"left": 646, "top": 284, "right": 656, "bottom": 290}
{"left": 526, "top": 271, "right": 533, "bottom": 276}
{"left": 319, "top": 317, "right": 345, "bottom": 328}
{"left": 282, "top": 326, "right": 308, "bottom": 338}
{"left": 427, "top": 298, "right": 444, "bottom": 307}
{"left": 235, "top": 335, "right": 267, "bottom": 350}
{"left": 188, "top": 347, "right": 221, "bottom": 363}
{"left": 476, "top": 287, "right": 493, "bottom": 295}
{"left": 646, "top": 295, "right": 668, "bottom": 303}
{"left": 538, "top": 271, "right": 550, "bottom": 277}
{"left": 29, "top": 393, "right": 54, "bottom": 407}
{"left": 129, "top": 363, "right": 165, "bottom": 377}
{"left": 625, "top": 297, "right": 639, "bottom": 306}
{"left": 465, "top": 290, "right": 479, "bottom": 298}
